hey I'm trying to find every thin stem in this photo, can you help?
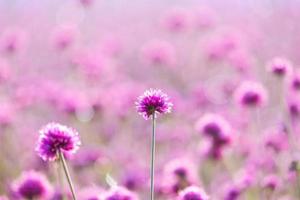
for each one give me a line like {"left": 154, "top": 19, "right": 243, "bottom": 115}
{"left": 150, "top": 113, "right": 156, "bottom": 200}
{"left": 56, "top": 160, "right": 65, "bottom": 200}
{"left": 59, "top": 150, "right": 77, "bottom": 200}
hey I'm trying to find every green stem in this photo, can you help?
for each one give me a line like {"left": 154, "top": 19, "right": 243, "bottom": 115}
{"left": 150, "top": 113, "right": 156, "bottom": 200}
{"left": 59, "top": 150, "right": 77, "bottom": 200}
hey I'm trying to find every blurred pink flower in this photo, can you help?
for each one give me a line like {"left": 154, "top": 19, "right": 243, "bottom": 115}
{"left": 141, "top": 40, "right": 177, "bottom": 67}
{"left": 162, "top": 8, "right": 190, "bottom": 32}
{"left": 233, "top": 81, "right": 268, "bottom": 108}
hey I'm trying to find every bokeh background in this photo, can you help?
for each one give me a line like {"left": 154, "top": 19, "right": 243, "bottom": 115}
{"left": 1, "top": 0, "right": 300, "bottom": 199}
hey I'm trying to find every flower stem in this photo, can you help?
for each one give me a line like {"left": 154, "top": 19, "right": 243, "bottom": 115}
{"left": 56, "top": 160, "right": 65, "bottom": 200}
{"left": 150, "top": 113, "right": 156, "bottom": 200}
{"left": 59, "top": 150, "right": 77, "bottom": 200}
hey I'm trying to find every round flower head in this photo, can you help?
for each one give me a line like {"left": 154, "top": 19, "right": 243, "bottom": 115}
{"left": 136, "top": 89, "right": 173, "bottom": 120}
{"left": 141, "top": 40, "right": 176, "bottom": 67}
{"left": 102, "top": 186, "right": 138, "bottom": 200}
{"left": 289, "top": 100, "right": 300, "bottom": 118}
{"left": 233, "top": 81, "right": 268, "bottom": 108}
{"left": 12, "top": 171, "right": 52, "bottom": 200}
{"left": 36, "top": 122, "right": 81, "bottom": 161}
{"left": 164, "top": 159, "right": 197, "bottom": 181}
{"left": 289, "top": 70, "right": 300, "bottom": 91}
{"left": 224, "top": 185, "right": 241, "bottom": 200}
{"left": 267, "top": 57, "right": 292, "bottom": 77}
{"left": 261, "top": 174, "right": 280, "bottom": 191}
{"left": 195, "top": 113, "right": 231, "bottom": 144}
{"left": 178, "top": 186, "right": 209, "bottom": 200}
{"left": 163, "top": 8, "right": 190, "bottom": 32}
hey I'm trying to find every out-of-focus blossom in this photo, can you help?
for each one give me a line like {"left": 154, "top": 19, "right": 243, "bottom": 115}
{"left": 178, "top": 186, "right": 209, "bottom": 200}
{"left": 141, "top": 40, "right": 176, "bottom": 67}
{"left": 51, "top": 25, "right": 78, "bottom": 51}
{"left": 195, "top": 113, "right": 231, "bottom": 145}
{"left": 205, "top": 34, "right": 239, "bottom": 61}
{"left": 223, "top": 184, "right": 242, "bottom": 200}
{"left": 121, "top": 169, "right": 147, "bottom": 191}
{"left": 289, "top": 70, "right": 300, "bottom": 91}
{"left": 0, "top": 28, "right": 26, "bottom": 55}
{"left": 163, "top": 159, "right": 197, "bottom": 194}
{"left": 36, "top": 122, "right": 81, "bottom": 161}
{"left": 136, "top": 89, "right": 173, "bottom": 120}
{"left": 12, "top": 171, "right": 53, "bottom": 200}
{"left": 227, "top": 50, "right": 252, "bottom": 73}
{"left": 261, "top": 174, "right": 281, "bottom": 191}
{"left": 264, "top": 125, "right": 288, "bottom": 153}
{"left": 50, "top": 188, "right": 72, "bottom": 200}
{"left": 266, "top": 57, "right": 293, "bottom": 78}
{"left": 288, "top": 100, "right": 300, "bottom": 119}
{"left": 162, "top": 8, "right": 190, "bottom": 32}
{"left": 72, "top": 50, "right": 110, "bottom": 80}
{"left": 233, "top": 81, "right": 268, "bottom": 108}
{"left": 79, "top": 0, "right": 94, "bottom": 7}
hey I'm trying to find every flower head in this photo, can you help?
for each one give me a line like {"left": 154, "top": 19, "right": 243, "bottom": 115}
{"left": 267, "top": 57, "right": 292, "bottom": 77}
{"left": 261, "top": 174, "right": 280, "bottom": 191}
{"left": 195, "top": 113, "right": 231, "bottom": 145}
{"left": 141, "top": 40, "right": 176, "bottom": 67}
{"left": 234, "top": 81, "right": 268, "bottom": 108}
{"left": 178, "top": 186, "right": 209, "bottom": 200}
{"left": 36, "top": 122, "right": 81, "bottom": 161}
{"left": 12, "top": 171, "right": 52, "bottom": 200}
{"left": 289, "top": 70, "right": 300, "bottom": 91}
{"left": 136, "top": 89, "right": 173, "bottom": 120}
{"left": 163, "top": 8, "right": 190, "bottom": 32}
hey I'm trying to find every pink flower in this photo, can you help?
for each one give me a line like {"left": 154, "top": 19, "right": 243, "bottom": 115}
{"left": 141, "top": 40, "right": 176, "bottom": 67}
{"left": 162, "top": 8, "right": 190, "bottom": 32}
{"left": 266, "top": 57, "right": 293, "bottom": 78}
{"left": 234, "top": 81, "right": 268, "bottom": 108}
{"left": 51, "top": 25, "right": 78, "bottom": 51}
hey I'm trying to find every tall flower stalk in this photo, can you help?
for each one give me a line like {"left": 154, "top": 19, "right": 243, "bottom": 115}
{"left": 59, "top": 150, "right": 77, "bottom": 200}
{"left": 150, "top": 113, "right": 156, "bottom": 200}
{"left": 136, "top": 89, "right": 173, "bottom": 200}
{"left": 36, "top": 122, "right": 81, "bottom": 200}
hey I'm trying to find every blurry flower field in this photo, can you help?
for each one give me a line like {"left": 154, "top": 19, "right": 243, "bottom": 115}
{"left": 1, "top": 0, "right": 300, "bottom": 199}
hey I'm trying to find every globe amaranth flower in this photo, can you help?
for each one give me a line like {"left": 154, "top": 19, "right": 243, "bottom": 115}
{"left": 195, "top": 113, "right": 231, "bottom": 145}
{"left": 163, "top": 159, "right": 197, "bottom": 194}
{"left": 267, "top": 57, "right": 293, "bottom": 77}
{"left": 102, "top": 186, "right": 138, "bottom": 200}
{"left": 289, "top": 70, "right": 300, "bottom": 91}
{"left": 196, "top": 113, "right": 232, "bottom": 160}
{"left": 233, "top": 81, "right": 268, "bottom": 108}
{"left": 224, "top": 185, "right": 241, "bottom": 200}
{"left": 261, "top": 174, "right": 281, "bottom": 191}
{"left": 178, "top": 186, "right": 209, "bottom": 200}
{"left": 141, "top": 40, "right": 176, "bottom": 67}
{"left": 136, "top": 89, "right": 173, "bottom": 120}
{"left": 12, "top": 171, "right": 53, "bottom": 200}
{"left": 36, "top": 122, "right": 81, "bottom": 161}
